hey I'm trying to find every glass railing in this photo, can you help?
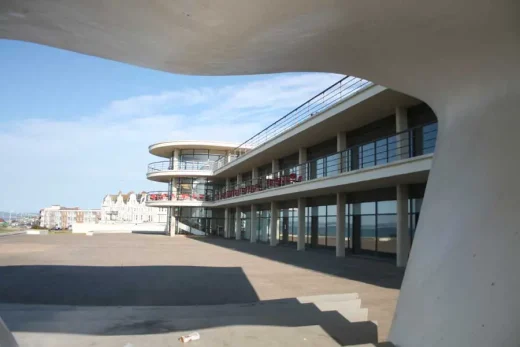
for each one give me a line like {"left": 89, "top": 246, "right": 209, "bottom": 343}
{"left": 147, "top": 160, "right": 215, "bottom": 173}
{"left": 212, "top": 76, "right": 374, "bottom": 171}
{"left": 213, "top": 123, "right": 437, "bottom": 201}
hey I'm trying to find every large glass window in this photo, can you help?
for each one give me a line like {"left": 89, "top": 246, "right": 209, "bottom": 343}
{"left": 241, "top": 211, "right": 251, "bottom": 240}
{"left": 257, "top": 210, "right": 271, "bottom": 243}
{"left": 348, "top": 200, "right": 397, "bottom": 256}
{"left": 305, "top": 205, "right": 338, "bottom": 248}
{"left": 176, "top": 177, "right": 208, "bottom": 201}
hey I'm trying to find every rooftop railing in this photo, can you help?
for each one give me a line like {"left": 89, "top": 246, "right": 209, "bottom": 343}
{"left": 148, "top": 160, "right": 215, "bottom": 173}
{"left": 212, "top": 76, "right": 373, "bottom": 171}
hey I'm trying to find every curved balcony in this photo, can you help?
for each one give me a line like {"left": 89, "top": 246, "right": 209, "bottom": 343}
{"left": 146, "top": 160, "right": 215, "bottom": 182}
{"left": 145, "top": 191, "right": 209, "bottom": 207}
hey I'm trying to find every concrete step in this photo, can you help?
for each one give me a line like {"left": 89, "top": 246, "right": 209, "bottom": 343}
{"left": 298, "top": 293, "right": 359, "bottom": 304}
{"left": 1, "top": 294, "right": 377, "bottom": 347}
{"left": 315, "top": 299, "right": 362, "bottom": 312}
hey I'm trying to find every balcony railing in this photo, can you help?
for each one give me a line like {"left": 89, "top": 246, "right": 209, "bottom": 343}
{"left": 213, "top": 123, "right": 437, "bottom": 201}
{"left": 146, "top": 123, "right": 437, "bottom": 203}
{"left": 213, "top": 76, "right": 374, "bottom": 171}
{"left": 148, "top": 160, "right": 215, "bottom": 173}
{"left": 145, "top": 191, "right": 207, "bottom": 202}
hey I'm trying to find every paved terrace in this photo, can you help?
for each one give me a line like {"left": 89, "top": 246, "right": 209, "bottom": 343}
{"left": 0, "top": 234, "right": 403, "bottom": 344}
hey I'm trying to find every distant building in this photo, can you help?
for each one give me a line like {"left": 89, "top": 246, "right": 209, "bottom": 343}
{"left": 100, "top": 191, "right": 167, "bottom": 224}
{"left": 39, "top": 205, "right": 101, "bottom": 229}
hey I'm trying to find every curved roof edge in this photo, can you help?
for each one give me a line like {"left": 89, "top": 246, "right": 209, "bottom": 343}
{"left": 149, "top": 141, "right": 240, "bottom": 158}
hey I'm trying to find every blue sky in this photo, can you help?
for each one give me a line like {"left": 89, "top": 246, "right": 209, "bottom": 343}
{"left": 0, "top": 40, "right": 343, "bottom": 212}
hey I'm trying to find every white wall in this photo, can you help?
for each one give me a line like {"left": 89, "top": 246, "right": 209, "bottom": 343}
{"left": 72, "top": 222, "right": 166, "bottom": 233}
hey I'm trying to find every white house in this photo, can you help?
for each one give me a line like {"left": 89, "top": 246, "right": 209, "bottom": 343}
{"left": 100, "top": 191, "right": 167, "bottom": 224}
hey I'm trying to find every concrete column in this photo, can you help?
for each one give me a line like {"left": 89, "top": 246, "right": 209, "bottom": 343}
{"left": 270, "top": 201, "right": 279, "bottom": 246}
{"left": 337, "top": 131, "right": 347, "bottom": 151}
{"left": 237, "top": 173, "right": 242, "bottom": 195}
{"left": 250, "top": 204, "right": 257, "bottom": 243}
{"left": 396, "top": 107, "right": 409, "bottom": 159}
{"left": 282, "top": 208, "right": 289, "bottom": 243}
{"left": 173, "top": 149, "right": 180, "bottom": 170}
{"left": 170, "top": 215, "right": 177, "bottom": 237}
{"left": 225, "top": 177, "right": 231, "bottom": 197}
{"left": 297, "top": 198, "right": 306, "bottom": 251}
{"left": 252, "top": 167, "right": 259, "bottom": 186}
{"left": 336, "top": 193, "right": 346, "bottom": 257}
{"left": 298, "top": 147, "right": 307, "bottom": 180}
{"left": 225, "top": 150, "right": 231, "bottom": 163}
{"left": 396, "top": 184, "right": 410, "bottom": 267}
{"left": 235, "top": 206, "right": 241, "bottom": 240}
{"left": 224, "top": 208, "right": 230, "bottom": 238}
{"left": 272, "top": 159, "right": 279, "bottom": 173}
{"left": 337, "top": 131, "right": 347, "bottom": 172}
{"left": 170, "top": 178, "right": 177, "bottom": 200}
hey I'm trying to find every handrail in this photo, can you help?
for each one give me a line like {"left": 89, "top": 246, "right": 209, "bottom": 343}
{"left": 148, "top": 160, "right": 215, "bottom": 173}
{"left": 212, "top": 76, "right": 373, "bottom": 170}
{"left": 146, "top": 123, "right": 437, "bottom": 203}
{"left": 213, "top": 122, "right": 438, "bottom": 201}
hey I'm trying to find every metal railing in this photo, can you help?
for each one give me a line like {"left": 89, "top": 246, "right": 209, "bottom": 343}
{"left": 145, "top": 191, "right": 207, "bottom": 202}
{"left": 213, "top": 123, "right": 437, "bottom": 201}
{"left": 212, "top": 76, "right": 373, "bottom": 171}
{"left": 148, "top": 160, "right": 215, "bottom": 173}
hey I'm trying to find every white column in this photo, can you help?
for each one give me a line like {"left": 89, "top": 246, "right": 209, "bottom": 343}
{"left": 336, "top": 192, "right": 346, "bottom": 257}
{"left": 173, "top": 149, "right": 180, "bottom": 170}
{"left": 270, "top": 201, "right": 279, "bottom": 246}
{"left": 170, "top": 215, "right": 176, "bottom": 237}
{"left": 396, "top": 184, "right": 410, "bottom": 267}
{"left": 391, "top": 96, "right": 520, "bottom": 347}
{"left": 337, "top": 131, "right": 347, "bottom": 151}
{"left": 298, "top": 147, "right": 307, "bottom": 180}
{"left": 337, "top": 131, "right": 347, "bottom": 173}
{"left": 224, "top": 208, "right": 230, "bottom": 238}
{"left": 225, "top": 177, "right": 231, "bottom": 198}
{"left": 250, "top": 204, "right": 257, "bottom": 243}
{"left": 297, "top": 198, "right": 306, "bottom": 251}
{"left": 237, "top": 173, "right": 242, "bottom": 195}
{"left": 396, "top": 107, "right": 409, "bottom": 159}
{"left": 272, "top": 159, "right": 279, "bottom": 173}
{"left": 252, "top": 167, "right": 259, "bottom": 186}
{"left": 235, "top": 206, "right": 241, "bottom": 240}
{"left": 226, "top": 150, "right": 232, "bottom": 164}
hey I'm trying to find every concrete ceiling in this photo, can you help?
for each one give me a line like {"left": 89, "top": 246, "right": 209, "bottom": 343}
{"left": 1, "top": 0, "right": 518, "bottom": 108}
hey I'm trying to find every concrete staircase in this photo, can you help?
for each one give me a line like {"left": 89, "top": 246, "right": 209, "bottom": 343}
{"left": 0, "top": 293, "right": 391, "bottom": 346}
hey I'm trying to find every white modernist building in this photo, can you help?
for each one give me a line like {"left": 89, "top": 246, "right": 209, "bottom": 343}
{"left": 39, "top": 205, "right": 101, "bottom": 229}
{"left": 146, "top": 79, "right": 437, "bottom": 268}
{"left": 100, "top": 191, "right": 167, "bottom": 224}
{"left": 3, "top": 1, "right": 519, "bottom": 346}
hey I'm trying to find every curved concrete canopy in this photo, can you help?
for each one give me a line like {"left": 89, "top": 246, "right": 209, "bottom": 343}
{"left": 147, "top": 170, "right": 213, "bottom": 182}
{"left": 0, "top": 1, "right": 518, "bottom": 104}
{"left": 2, "top": 1, "right": 520, "bottom": 346}
{"left": 149, "top": 141, "right": 239, "bottom": 158}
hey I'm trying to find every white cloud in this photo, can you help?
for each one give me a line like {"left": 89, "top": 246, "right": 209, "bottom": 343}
{"left": 0, "top": 72, "right": 344, "bottom": 211}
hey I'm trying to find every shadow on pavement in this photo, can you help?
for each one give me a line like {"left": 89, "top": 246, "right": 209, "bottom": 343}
{"left": 190, "top": 236, "right": 404, "bottom": 289}
{"left": 0, "top": 265, "right": 258, "bottom": 306}
{"left": 1, "top": 298, "right": 380, "bottom": 346}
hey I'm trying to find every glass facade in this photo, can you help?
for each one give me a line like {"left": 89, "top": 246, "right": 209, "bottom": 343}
{"left": 257, "top": 210, "right": 271, "bottom": 243}
{"left": 278, "top": 208, "right": 298, "bottom": 244}
{"left": 179, "top": 149, "right": 227, "bottom": 163}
